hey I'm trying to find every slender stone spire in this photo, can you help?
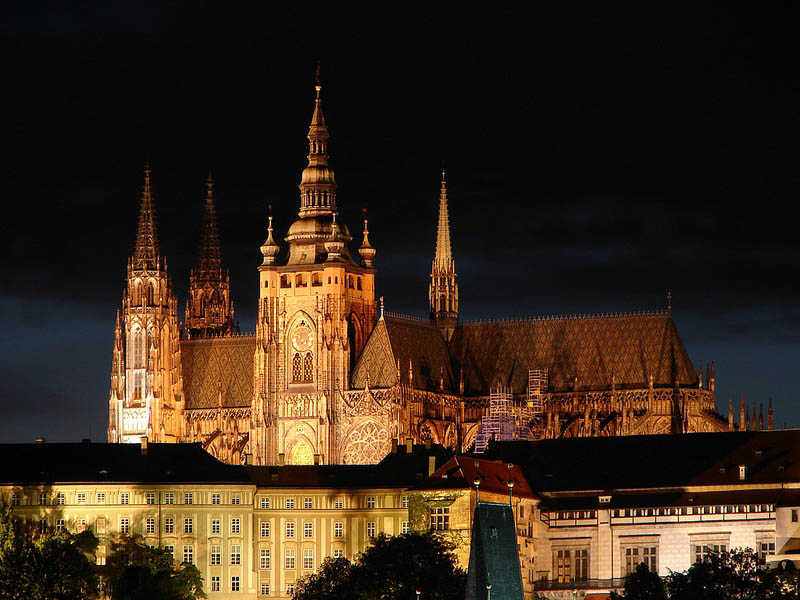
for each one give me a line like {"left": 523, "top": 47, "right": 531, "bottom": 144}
{"left": 768, "top": 398, "right": 774, "bottom": 430}
{"left": 196, "top": 174, "right": 224, "bottom": 274}
{"left": 133, "top": 164, "right": 160, "bottom": 271}
{"left": 434, "top": 170, "right": 453, "bottom": 268}
{"left": 298, "top": 69, "right": 337, "bottom": 218}
{"left": 430, "top": 170, "right": 459, "bottom": 342}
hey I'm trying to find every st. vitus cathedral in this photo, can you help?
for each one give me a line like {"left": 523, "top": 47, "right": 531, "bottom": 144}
{"left": 108, "top": 80, "right": 768, "bottom": 465}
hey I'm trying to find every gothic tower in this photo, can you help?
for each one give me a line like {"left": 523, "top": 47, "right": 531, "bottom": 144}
{"left": 430, "top": 170, "right": 459, "bottom": 342}
{"left": 252, "top": 77, "right": 377, "bottom": 465}
{"left": 184, "top": 174, "right": 236, "bottom": 338}
{"left": 108, "top": 165, "right": 183, "bottom": 443}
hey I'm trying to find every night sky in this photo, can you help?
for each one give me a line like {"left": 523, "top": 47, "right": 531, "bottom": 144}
{"left": 3, "top": 3, "right": 798, "bottom": 442}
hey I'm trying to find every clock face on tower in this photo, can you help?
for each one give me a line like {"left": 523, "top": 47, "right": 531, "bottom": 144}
{"left": 291, "top": 325, "right": 313, "bottom": 352}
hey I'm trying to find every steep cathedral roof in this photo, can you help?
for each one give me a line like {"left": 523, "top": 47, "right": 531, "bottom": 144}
{"left": 450, "top": 312, "right": 697, "bottom": 396}
{"left": 181, "top": 336, "right": 255, "bottom": 409}
{"left": 351, "top": 315, "right": 456, "bottom": 392}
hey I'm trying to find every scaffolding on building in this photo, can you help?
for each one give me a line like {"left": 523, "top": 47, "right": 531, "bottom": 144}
{"left": 473, "top": 369, "right": 548, "bottom": 453}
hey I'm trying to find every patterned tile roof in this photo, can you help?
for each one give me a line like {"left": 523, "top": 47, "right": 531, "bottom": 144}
{"left": 351, "top": 315, "right": 455, "bottom": 392}
{"left": 181, "top": 336, "right": 255, "bottom": 409}
{"left": 449, "top": 313, "right": 697, "bottom": 395}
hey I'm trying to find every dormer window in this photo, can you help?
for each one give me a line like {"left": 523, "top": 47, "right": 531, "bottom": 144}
{"left": 280, "top": 275, "right": 291, "bottom": 288}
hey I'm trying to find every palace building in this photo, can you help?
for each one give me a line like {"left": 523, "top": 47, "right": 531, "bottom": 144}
{"left": 107, "top": 78, "right": 764, "bottom": 466}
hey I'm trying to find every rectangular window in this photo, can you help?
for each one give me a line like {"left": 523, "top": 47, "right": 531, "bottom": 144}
{"left": 96, "top": 517, "right": 106, "bottom": 534}
{"left": 260, "top": 548, "right": 270, "bottom": 569}
{"left": 230, "top": 544, "right": 241, "bottom": 565}
{"left": 231, "top": 576, "right": 240, "bottom": 592}
{"left": 429, "top": 507, "right": 450, "bottom": 530}
{"left": 334, "top": 498, "right": 343, "bottom": 509}
{"left": 758, "top": 541, "right": 776, "bottom": 561}
{"left": 164, "top": 493, "right": 174, "bottom": 505}
{"left": 261, "top": 583, "right": 270, "bottom": 595}
{"left": 261, "top": 521, "right": 270, "bottom": 537}
{"left": 231, "top": 518, "right": 241, "bottom": 534}
{"left": 286, "top": 583, "right": 295, "bottom": 595}
{"left": 120, "top": 493, "right": 129, "bottom": 505}
{"left": 211, "top": 519, "right": 221, "bottom": 534}
{"left": 56, "top": 492, "right": 65, "bottom": 506}
{"left": 367, "top": 496, "right": 376, "bottom": 509}
{"left": 303, "top": 548, "right": 314, "bottom": 570}
{"left": 145, "top": 517, "right": 155, "bottom": 534}
{"left": 164, "top": 517, "right": 174, "bottom": 534}
{"left": 120, "top": 517, "right": 130, "bottom": 534}
{"left": 183, "top": 545, "right": 193, "bottom": 565}
{"left": 694, "top": 543, "right": 727, "bottom": 563}
{"left": 211, "top": 576, "right": 220, "bottom": 592}
{"left": 643, "top": 547, "right": 657, "bottom": 572}
{"left": 285, "top": 548, "right": 295, "bottom": 570}
{"left": 555, "top": 549, "right": 571, "bottom": 583}
{"left": 334, "top": 521, "right": 343, "bottom": 538}
{"left": 402, "top": 521, "right": 410, "bottom": 534}
{"left": 285, "top": 498, "right": 295, "bottom": 509}
{"left": 304, "top": 497, "right": 313, "bottom": 509}
{"left": 367, "top": 522, "right": 376, "bottom": 537}
{"left": 96, "top": 545, "right": 106, "bottom": 566}
{"left": 163, "top": 545, "right": 174, "bottom": 558}
{"left": 792, "top": 509, "right": 798, "bottom": 523}
{"left": 39, "top": 492, "right": 47, "bottom": 505}
{"left": 261, "top": 497, "right": 271, "bottom": 509}
{"left": 10, "top": 493, "right": 18, "bottom": 506}
{"left": 575, "top": 549, "right": 589, "bottom": 581}
{"left": 333, "top": 549, "right": 344, "bottom": 559}
{"left": 210, "top": 545, "right": 221, "bottom": 565}
{"left": 286, "top": 521, "right": 295, "bottom": 538}
{"left": 97, "top": 493, "right": 105, "bottom": 504}
{"left": 211, "top": 493, "right": 221, "bottom": 505}
{"left": 304, "top": 522, "right": 313, "bottom": 538}
{"left": 625, "top": 548, "right": 640, "bottom": 576}
{"left": 184, "top": 493, "right": 193, "bottom": 505}
{"left": 232, "top": 494, "right": 241, "bottom": 505}
{"left": 401, "top": 495, "right": 409, "bottom": 509}
{"left": 184, "top": 518, "right": 193, "bottom": 534}
{"left": 146, "top": 492, "right": 155, "bottom": 505}
{"left": 77, "top": 517, "right": 87, "bottom": 532}
{"left": 55, "top": 519, "right": 65, "bottom": 532}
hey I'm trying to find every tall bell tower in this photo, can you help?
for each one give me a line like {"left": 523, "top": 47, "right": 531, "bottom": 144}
{"left": 430, "top": 170, "right": 459, "bottom": 342}
{"left": 252, "top": 76, "right": 377, "bottom": 465}
{"left": 108, "top": 165, "right": 183, "bottom": 443}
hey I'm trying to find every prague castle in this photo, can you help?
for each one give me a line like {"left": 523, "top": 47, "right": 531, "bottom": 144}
{"left": 107, "top": 79, "right": 762, "bottom": 466}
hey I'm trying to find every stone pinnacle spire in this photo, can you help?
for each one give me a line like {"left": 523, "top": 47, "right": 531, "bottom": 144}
{"left": 196, "top": 173, "right": 224, "bottom": 274}
{"left": 298, "top": 68, "right": 337, "bottom": 218}
{"left": 434, "top": 170, "right": 452, "bottom": 269}
{"left": 133, "top": 164, "right": 161, "bottom": 270}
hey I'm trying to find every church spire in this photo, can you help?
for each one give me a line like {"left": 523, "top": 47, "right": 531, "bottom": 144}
{"left": 298, "top": 68, "right": 337, "bottom": 218}
{"left": 430, "top": 170, "right": 459, "bottom": 343}
{"left": 197, "top": 173, "right": 223, "bottom": 273}
{"left": 132, "top": 164, "right": 160, "bottom": 271}
{"left": 185, "top": 173, "right": 235, "bottom": 338}
{"left": 434, "top": 170, "right": 453, "bottom": 268}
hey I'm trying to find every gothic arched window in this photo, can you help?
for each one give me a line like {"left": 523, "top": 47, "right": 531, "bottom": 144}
{"left": 440, "top": 295, "right": 447, "bottom": 312}
{"left": 303, "top": 353, "right": 313, "bottom": 382}
{"left": 133, "top": 329, "right": 144, "bottom": 369}
{"left": 292, "top": 353, "right": 303, "bottom": 382}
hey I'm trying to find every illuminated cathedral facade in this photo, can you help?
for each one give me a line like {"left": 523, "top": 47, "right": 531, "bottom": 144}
{"left": 108, "top": 80, "right": 763, "bottom": 466}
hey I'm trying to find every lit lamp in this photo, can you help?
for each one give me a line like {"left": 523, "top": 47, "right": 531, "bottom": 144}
{"left": 486, "top": 582, "right": 492, "bottom": 600}
{"left": 507, "top": 480, "right": 514, "bottom": 505}
{"left": 415, "top": 590, "right": 421, "bottom": 600}
{"left": 474, "top": 478, "right": 481, "bottom": 504}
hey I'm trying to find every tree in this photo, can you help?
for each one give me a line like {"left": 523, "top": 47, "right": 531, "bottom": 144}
{"left": 101, "top": 534, "right": 205, "bottom": 600}
{"left": 611, "top": 563, "right": 668, "bottom": 600}
{"left": 0, "top": 502, "right": 100, "bottom": 600}
{"left": 667, "top": 548, "right": 764, "bottom": 600}
{"left": 293, "top": 531, "right": 466, "bottom": 600}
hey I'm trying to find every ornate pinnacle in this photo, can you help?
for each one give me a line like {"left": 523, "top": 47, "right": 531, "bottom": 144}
{"left": 434, "top": 169, "right": 453, "bottom": 270}
{"left": 324, "top": 211, "right": 345, "bottom": 260}
{"left": 260, "top": 212, "right": 280, "bottom": 265}
{"left": 358, "top": 207, "right": 376, "bottom": 268}
{"left": 299, "top": 69, "right": 337, "bottom": 217}
{"left": 195, "top": 173, "right": 224, "bottom": 275}
{"left": 133, "top": 163, "right": 161, "bottom": 271}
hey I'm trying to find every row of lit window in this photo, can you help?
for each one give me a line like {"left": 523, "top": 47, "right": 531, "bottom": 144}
{"left": 611, "top": 504, "right": 775, "bottom": 518}
{"left": 276, "top": 274, "right": 363, "bottom": 289}
{"left": 8, "top": 491, "right": 243, "bottom": 506}
{"left": 257, "top": 495, "right": 408, "bottom": 510}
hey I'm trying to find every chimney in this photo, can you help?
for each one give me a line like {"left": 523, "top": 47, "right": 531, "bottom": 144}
{"left": 278, "top": 453, "right": 285, "bottom": 466}
{"left": 391, "top": 439, "right": 398, "bottom": 454}
{"left": 140, "top": 436, "right": 148, "bottom": 455}
{"left": 425, "top": 438, "right": 432, "bottom": 450}
{"left": 428, "top": 455, "right": 436, "bottom": 477}
{"left": 739, "top": 465, "right": 746, "bottom": 480}
{"left": 34, "top": 437, "right": 46, "bottom": 444}
{"left": 405, "top": 437, "right": 413, "bottom": 454}
{"left": 244, "top": 453, "right": 253, "bottom": 466}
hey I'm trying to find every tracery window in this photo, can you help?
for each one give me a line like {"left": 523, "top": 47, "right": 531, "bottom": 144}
{"left": 292, "top": 353, "right": 314, "bottom": 382}
{"left": 303, "top": 353, "right": 313, "bottom": 381}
